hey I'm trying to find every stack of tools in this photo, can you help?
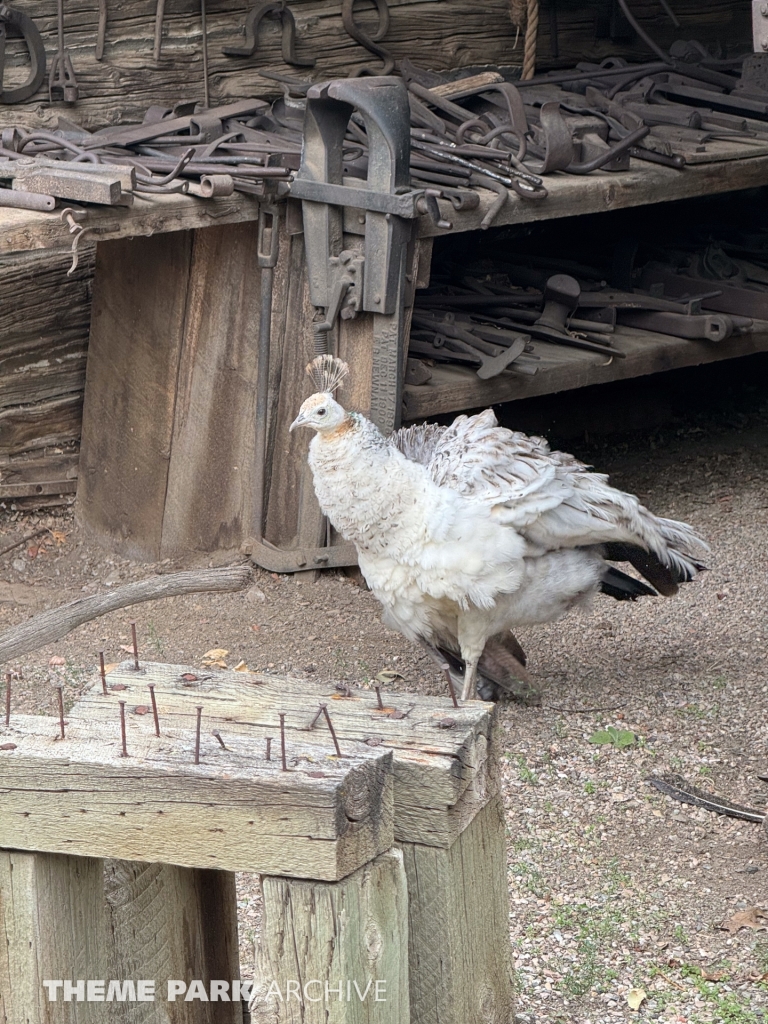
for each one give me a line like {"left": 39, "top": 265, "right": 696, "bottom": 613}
{"left": 410, "top": 242, "right": 757, "bottom": 380}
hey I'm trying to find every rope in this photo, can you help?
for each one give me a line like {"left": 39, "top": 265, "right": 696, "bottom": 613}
{"left": 521, "top": 0, "right": 539, "bottom": 81}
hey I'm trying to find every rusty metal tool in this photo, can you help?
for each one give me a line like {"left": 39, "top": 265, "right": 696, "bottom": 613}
{"left": 96, "top": 0, "right": 106, "bottom": 59}
{"left": 11, "top": 163, "right": 127, "bottom": 205}
{"left": 411, "top": 311, "right": 529, "bottom": 378}
{"left": 148, "top": 684, "right": 160, "bottom": 736}
{"left": 99, "top": 651, "right": 108, "bottom": 694}
{"left": 616, "top": 308, "right": 737, "bottom": 341}
{"left": 4, "top": 672, "right": 10, "bottom": 726}
{"left": 56, "top": 686, "right": 65, "bottom": 738}
{"left": 252, "top": 204, "right": 280, "bottom": 546}
{"left": 223, "top": 0, "right": 315, "bottom": 67}
{"left": 0, "top": 186, "right": 55, "bottom": 210}
{"left": 200, "top": 0, "right": 209, "bottom": 107}
{"left": 342, "top": 0, "right": 394, "bottom": 76}
{"left": 194, "top": 706, "right": 203, "bottom": 764}
{"left": 49, "top": 0, "right": 78, "bottom": 103}
{"left": 0, "top": 3, "right": 46, "bottom": 103}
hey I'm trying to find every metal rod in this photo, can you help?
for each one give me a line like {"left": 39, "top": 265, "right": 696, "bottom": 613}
{"left": 253, "top": 205, "right": 279, "bottom": 543}
{"left": 321, "top": 705, "right": 342, "bottom": 757}
{"left": 374, "top": 685, "right": 384, "bottom": 710}
{"left": 153, "top": 0, "right": 166, "bottom": 61}
{"left": 4, "top": 673, "right": 11, "bottom": 727}
{"left": 443, "top": 666, "right": 459, "bottom": 709}
{"left": 265, "top": 736, "right": 272, "bottom": 761}
{"left": 194, "top": 706, "right": 203, "bottom": 764}
{"left": 212, "top": 729, "right": 227, "bottom": 749}
{"left": 308, "top": 705, "right": 325, "bottom": 730}
{"left": 279, "top": 713, "right": 287, "bottom": 770}
{"left": 99, "top": 651, "right": 108, "bottom": 695}
{"left": 148, "top": 684, "right": 160, "bottom": 736}
{"left": 119, "top": 700, "right": 128, "bottom": 756}
{"left": 130, "top": 621, "right": 139, "bottom": 671}
{"left": 201, "top": 0, "right": 210, "bottom": 107}
{"left": 57, "top": 686, "right": 66, "bottom": 738}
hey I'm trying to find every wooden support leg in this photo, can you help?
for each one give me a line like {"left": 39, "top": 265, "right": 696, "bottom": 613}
{"left": 0, "top": 851, "right": 109, "bottom": 1024}
{"left": 398, "top": 797, "right": 514, "bottom": 1024}
{"left": 0, "top": 853, "right": 242, "bottom": 1024}
{"left": 254, "top": 849, "right": 410, "bottom": 1024}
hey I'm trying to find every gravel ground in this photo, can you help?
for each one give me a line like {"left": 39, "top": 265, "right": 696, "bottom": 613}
{"left": 1, "top": 360, "right": 767, "bottom": 1023}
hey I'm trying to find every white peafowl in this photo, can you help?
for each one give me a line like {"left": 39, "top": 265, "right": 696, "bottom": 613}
{"left": 290, "top": 355, "right": 708, "bottom": 702}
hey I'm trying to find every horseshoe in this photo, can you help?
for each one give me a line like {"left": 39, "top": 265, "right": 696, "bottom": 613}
{"left": 0, "top": 3, "right": 46, "bottom": 104}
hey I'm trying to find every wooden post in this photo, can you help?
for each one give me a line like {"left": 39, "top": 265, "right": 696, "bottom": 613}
{"left": 255, "top": 849, "right": 410, "bottom": 1024}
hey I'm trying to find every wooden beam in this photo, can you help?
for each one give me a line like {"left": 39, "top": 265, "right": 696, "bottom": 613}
{"left": 65, "top": 661, "right": 499, "bottom": 849}
{"left": 255, "top": 849, "right": 410, "bottom": 1024}
{"left": 0, "top": 710, "right": 393, "bottom": 880}
{"left": 399, "top": 797, "right": 514, "bottom": 1024}
{"left": 403, "top": 323, "right": 768, "bottom": 421}
{"left": 0, "top": 851, "right": 109, "bottom": 1024}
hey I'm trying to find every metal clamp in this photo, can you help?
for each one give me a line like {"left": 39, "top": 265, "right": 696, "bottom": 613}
{"left": 0, "top": 3, "right": 45, "bottom": 104}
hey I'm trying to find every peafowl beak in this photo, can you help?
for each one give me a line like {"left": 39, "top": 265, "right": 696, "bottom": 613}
{"left": 289, "top": 412, "right": 307, "bottom": 432}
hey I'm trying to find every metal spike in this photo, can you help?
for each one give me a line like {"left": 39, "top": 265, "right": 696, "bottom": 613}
{"left": 148, "top": 684, "right": 160, "bottom": 737}
{"left": 212, "top": 729, "right": 227, "bottom": 750}
{"left": 4, "top": 673, "right": 10, "bottom": 728}
{"left": 321, "top": 704, "right": 342, "bottom": 757}
{"left": 56, "top": 685, "right": 65, "bottom": 739}
{"left": 374, "top": 685, "right": 384, "bottom": 710}
{"left": 308, "top": 705, "right": 324, "bottom": 730}
{"left": 265, "top": 736, "right": 272, "bottom": 761}
{"left": 279, "top": 713, "right": 287, "bottom": 770}
{"left": 99, "top": 651, "right": 108, "bottom": 695}
{"left": 194, "top": 706, "right": 203, "bottom": 765}
{"left": 118, "top": 700, "right": 128, "bottom": 756}
{"left": 443, "top": 665, "right": 459, "bottom": 709}
{"left": 130, "top": 621, "right": 140, "bottom": 671}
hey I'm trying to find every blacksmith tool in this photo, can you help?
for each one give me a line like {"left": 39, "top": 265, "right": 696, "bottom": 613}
{"left": 411, "top": 312, "right": 528, "bottom": 379}
{"left": 252, "top": 204, "right": 280, "bottom": 545}
{"left": 223, "top": 0, "right": 315, "bottom": 67}
{"left": 95, "top": 0, "right": 106, "bottom": 59}
{"left": 49, "top": 0, "right": 78, "bottom": 102}
{"left": 0, "top": 3, "right": 46, "bottom": 103}
{"left": 201, "top": 0, "right": 209, "bottom": 107}
{"left": 342, "top": 0, "right": 394, "bottom": 76}
{"left": 0, "top": 187, "right": 55, "bottom": 210}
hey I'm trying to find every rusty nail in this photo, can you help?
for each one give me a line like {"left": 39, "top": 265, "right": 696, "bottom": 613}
{"left": 212, "top": 729, "right": 227, "bottom": 750}
{"left": 57, "top": 685, "right": 65, "bottom": 739}
{"left": 148, "top": 684, "right": 160, "bottom": 737}
{"left": 119, "top": 700, "right": 128, "bottom": 756}
{"left": 4, "top": 673, "right": 10, "bottom": 727}
{"left": 194, "top": 706, "right": 203, "bottom": 764}
{"left": 308, "top": 705, "right": 324, "bottom": 730}
{"left": 279, "top": 713, "right": 287, "bottom": 770}
{"left": 443, "top": 666, "right": 459, "bottom": 709}
{"left": 99, "top": 651, "right": 108, "bottom": 695}
{"left": 265, "top": 736, "right": 272, "bottom": 761}
{"left": 374, "top": 685, "right": 384, "bottom": 710}
{"left": 321, "top": 704, "right": 342, "bottom": 757}
{"left": 130, "top": 621, "right": 139, "bottom": 671}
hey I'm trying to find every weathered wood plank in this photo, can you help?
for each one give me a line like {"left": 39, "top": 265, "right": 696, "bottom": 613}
{"left": 0, "top": 394, "right": 83, "bottom": 457}
{"left": 160, "top": 221, "right": 264, "bottom": 556}
{"left": 65, "top": 660, "right": 499, "bottom": 848}
{"left": 403, "top": 322, "right": 768, "bottom": 421}
{"left": 104, "top": 861, "right": 243, "bottom": 1024}
{"left": 76, "top": 232, "right": 192, "bottom": 560}
{"left": 0, "top": 850, "right": 109, "bottom": 1024}
{"left": 0, "top": 710, "right": 394, "bottom": 880}
{"left": 255, "top": 849, "right": 410, "bottom": 1024}
{"left": 399, "top": 797, "right": 513, "bottom": 1024}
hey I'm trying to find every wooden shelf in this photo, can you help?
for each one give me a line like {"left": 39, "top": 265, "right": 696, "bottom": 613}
{"left": 418, "top": 147, "right": 768, "bottom": 238}
{"left": 402, "top": 322, "right": 768, "bottom": 421}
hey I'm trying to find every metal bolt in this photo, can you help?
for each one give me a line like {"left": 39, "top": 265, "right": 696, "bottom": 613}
{"left": 320, "top": 704, "right": 342, "bottom": 757}
{"left": 130, "top": 622, "right": 140, "bottom": 671}
{"left": 279, "top": 713, "right": 287, "bottom": 770}
{"left": 99, "top": 651, "right": 108, "bottom": 695}
{"left": 194, "top": 706, "right": 203, "bottom": 765}
{"left": 212, "top": 730, "right": 227, "bottom": 750}
{"left": 442, "top": 665, "right": 459, "bottom": 709}
{"left": 4, "top": 673, "right": 10, "bottom": 727}
{"left": 56, "top": 686, "right": 65, "bottom": 739}
{"left": 119, "top": 701, "right": 128, "bottom": 756}
{"left": 374, "top": 685, "right": 384, "bottom": 710}
{"left": 265, "top": 736, "right": 272, "bottom": 761}
{"left": 148, "top": 684, "right": 160, "bottom": 737}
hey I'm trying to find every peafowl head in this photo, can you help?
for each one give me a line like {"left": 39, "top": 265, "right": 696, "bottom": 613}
{"left": 289, "top": 355, "right": 350, "bottom": 435}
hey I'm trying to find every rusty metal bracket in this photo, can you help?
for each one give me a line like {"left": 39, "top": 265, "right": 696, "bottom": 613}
{"left": 0, "top": 3, "right": 45, "bottom": 104}
{"left": 243, "top": 538, "right": 358, "bottom": 573}
{"left": 223, "top": 0, "right": 315, "bottom": 67}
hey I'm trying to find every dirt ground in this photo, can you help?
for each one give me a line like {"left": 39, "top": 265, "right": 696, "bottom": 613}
{"left": 2, "top": 358, "right": 768, "bottom": 1024}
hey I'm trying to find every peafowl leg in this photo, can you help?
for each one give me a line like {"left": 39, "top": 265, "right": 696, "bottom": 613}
{"left": 460, "top": 657, "right": 479, "bottom": 701}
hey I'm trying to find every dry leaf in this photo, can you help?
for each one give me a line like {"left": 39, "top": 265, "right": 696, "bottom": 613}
{"left": 50, "top": 530, "right": 67, "bottom": 545}
{"left": 119, "top": 645, "right": 134, "bottom": 654}
{"left": 702, "top": 968, "right": 726, "bottom": 982}
{"left": 376, "top": 669, "right": 404, "bottom": 683}
{"left": 49, "top": 655, "right": 66, "bottom": 666}
{"left": 234, "top": 660, "right": 248, "bottom": 672}
{"left": 203, "top": 648, "right": 229, "bottom": 659}
{"left": 103, "top": 663, "right": 119, "bottom": 674}
{"left": 627, "top": 988, "right": 647, "bottom": 1011}
{"left": 721, "top": 907, "right": 768, "bottom": 934}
